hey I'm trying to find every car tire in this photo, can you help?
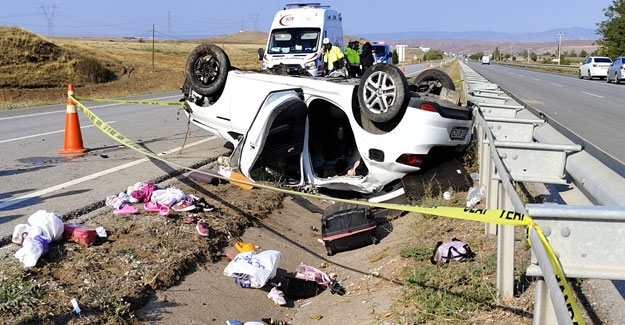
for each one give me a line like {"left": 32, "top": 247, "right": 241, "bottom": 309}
{"left": 578, "top": 70, "right": 583, "bottom": 79}
{"left": 185, "top": 43, "right": 230, "bottom": 97}
{"left": 358, "top": 63, "right": 409, "bottom": 123}
{"left": 588, "top": 71, "right": 593, "bottom": 80}
{"left": 411, "top": 69, "right": 456, "bottom": 95}
{"left": 607, "top": 74, "right": 611, "bottom": 83}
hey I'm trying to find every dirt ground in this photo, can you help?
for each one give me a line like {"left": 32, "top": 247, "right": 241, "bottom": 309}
{"left": 0, "top": 152, "right": 545, "bottom": 325}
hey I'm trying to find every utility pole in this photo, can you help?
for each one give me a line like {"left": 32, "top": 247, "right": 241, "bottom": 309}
{"left": 168, "top": 11, "right": 171, "bottom": 35}
{"left": 41, "top": 4, "right": 57, "bottom": 36}
{"left": 251, "top": 13, "right": 260, "bottom": 43}
{"left": 556, "top": 32, "right": 565, "bottom": 66}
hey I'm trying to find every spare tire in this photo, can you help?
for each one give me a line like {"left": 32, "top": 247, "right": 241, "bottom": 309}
{"left": 358, "top": 64, "right": 409, "bottom": 123}
{"left": 185, "top": 44, "right": 230, "bottom": 97}
{"left": 411, "top": 69, "right": 455, "bottom": 95}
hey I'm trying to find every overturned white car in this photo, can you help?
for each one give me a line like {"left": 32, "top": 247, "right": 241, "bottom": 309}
{"left": 181, "top": 44, "right": 473, "bottom": 199}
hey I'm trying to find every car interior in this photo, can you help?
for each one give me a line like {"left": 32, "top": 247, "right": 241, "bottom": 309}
{"left": 249, "top": 98, "right": 368, "bottom": 183}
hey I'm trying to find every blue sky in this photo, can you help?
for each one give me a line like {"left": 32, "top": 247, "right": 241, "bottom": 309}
{"left": 0, "top": 0, "right": 615, "bottom": 38}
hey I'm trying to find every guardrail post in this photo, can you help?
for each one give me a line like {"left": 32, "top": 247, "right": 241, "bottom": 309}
{"left": 496, "top": 188, "right": 515, "bottom": 299}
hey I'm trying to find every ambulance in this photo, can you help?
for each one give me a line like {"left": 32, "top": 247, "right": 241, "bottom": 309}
{"left": 259, "top": 3, "right": 343, "bottom": 76}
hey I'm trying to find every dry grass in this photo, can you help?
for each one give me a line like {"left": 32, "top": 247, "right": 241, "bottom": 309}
{"left": 0, "top": 27, "right": 266, "bottom": 109}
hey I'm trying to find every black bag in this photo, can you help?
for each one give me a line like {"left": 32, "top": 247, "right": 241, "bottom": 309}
{"left": 321, "top": 203, "right": 378, "bottom": 256}
{"left": 270, "top": 273, "right": 323, "bottom": 298}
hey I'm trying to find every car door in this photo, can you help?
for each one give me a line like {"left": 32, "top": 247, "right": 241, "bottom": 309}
{"left": 582, "top": 57, "right": 591, "bottom": 76}
{"left": 609, "top": 60, "right": 616, "bottom": 80}
{"left": 233, "top": 89, "right": 308, "bottom": 184}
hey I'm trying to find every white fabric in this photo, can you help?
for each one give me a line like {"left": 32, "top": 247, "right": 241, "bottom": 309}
{"left": 150, "top": 188, "right": 186, "bottom": 206}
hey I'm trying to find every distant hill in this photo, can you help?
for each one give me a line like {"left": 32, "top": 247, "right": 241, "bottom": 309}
{"left": 361, "top": 27, "right": 599, "bottom": 43}
{"left": 218, "top": 29, "right": 599, "bottom": 56}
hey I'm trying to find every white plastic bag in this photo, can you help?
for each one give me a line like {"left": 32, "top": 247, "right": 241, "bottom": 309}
{"left": 223, "top": 250, "right": 281, "bottom": 288}
{"left": 27, "top": 210, "right": 64, "bottom": 242}
{"left": 14, "top": 235, "right": 46, "bottom": 268}
{"left": 466, "top": 184, "right": 487, "bottom": 208}
{"left": 13, "top": 210, "right": 64, "bottom": 267}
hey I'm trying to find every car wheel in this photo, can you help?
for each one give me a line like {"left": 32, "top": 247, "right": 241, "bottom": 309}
{"left": 185, "top": 43, "right": 230, "bottom": 97}
{"left": 411, "top": 69, "right": 456, "bottom": 95}
{"left": 358, "top": 63, "right": 409, "bottom": 123}
{"left": 578, "top": 70, "right": 583, "bottom": 79}
{"left": 588, "top": 71, "right": 593, "bottom": 80}
{"left": 607, "top": 74, "right": 611, "bottom": 83}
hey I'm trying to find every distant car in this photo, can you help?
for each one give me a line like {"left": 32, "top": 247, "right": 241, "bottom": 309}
{"left": 481, "top": 55, "right": 490, "bottom": 65}
{"left": 579, "top": 56, "right": 612, "bottom": 80}
{"left": 371, "top": 42, "right": 392, "bottom": 64}
{"left": 606, "top": 56, "right": 625, "bottom": 84}
{"left": 181, "top": 44, "right": 473, "bottom": 200}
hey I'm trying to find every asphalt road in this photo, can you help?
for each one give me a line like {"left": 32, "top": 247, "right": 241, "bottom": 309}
{"left": 467, "top": 62, "right": 625, "bottom": 167}
{"left": 0, "top": 90, "right": 230, "bottom": 242}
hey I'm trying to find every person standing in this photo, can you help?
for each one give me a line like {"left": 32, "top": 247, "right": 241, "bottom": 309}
{"left": 359, "top": 38, "right": 373, "bottom": 73}
{"left": 321, "top": 37, "right": 346, "bottom": 75}
{"left": 344, "top": 39, "right": 361, "bottom": 77}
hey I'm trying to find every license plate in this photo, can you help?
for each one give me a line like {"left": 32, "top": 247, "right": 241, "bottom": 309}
{"left": 450, "top": 127, "right": 468, "bottom": 140}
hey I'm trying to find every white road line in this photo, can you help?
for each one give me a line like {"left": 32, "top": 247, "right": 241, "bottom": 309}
{"left": 0, "top": 122, "right": 115, "bottom": 144}
{"left": 581, "top": 91, "right": 605, "bottom": 98}
{"left": 531, "top": 78, "right": 540, "bottom": 81}
{"left": 0, "top": 95, "right": 180, "bottom": 121}
{"left": 550, "top": 83, "right": 563, "bottom": 87}
{"left": 0, "top": 136, "right": 217, "bottom": 211}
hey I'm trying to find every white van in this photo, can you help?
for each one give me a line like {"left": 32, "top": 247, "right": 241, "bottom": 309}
{"left": 259, "top": 3, "right": 343, "bottom": 76}
{"left": 481, "top": 55, "right": 490, "bottom": 65}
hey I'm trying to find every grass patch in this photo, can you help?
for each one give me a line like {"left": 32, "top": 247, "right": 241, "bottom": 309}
{"left": 396, "top": 245, "right": 498, "bottom": 323}
{"left": 0, "top": 264, "right": 47, "bottom": 316}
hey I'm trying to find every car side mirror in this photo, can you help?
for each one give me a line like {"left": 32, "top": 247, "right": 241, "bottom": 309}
{"left": 258, "top": 48, "right": 264, "bottom": 61}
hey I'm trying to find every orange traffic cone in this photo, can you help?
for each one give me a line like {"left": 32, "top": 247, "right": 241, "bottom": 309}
{"left": 402, "top": 64, "right": 405, "bottom": 73}
{"left": 58, "top": 84, "right": 88, "bottom": 154}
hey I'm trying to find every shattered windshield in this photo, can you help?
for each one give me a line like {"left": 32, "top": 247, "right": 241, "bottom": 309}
{"left": 267, "top": 28, "right": 320, "bottom": 54}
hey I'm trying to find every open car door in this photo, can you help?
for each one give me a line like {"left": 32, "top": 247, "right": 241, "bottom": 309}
{"left": 232, "top": 89, "right": 308, "bottom": 184}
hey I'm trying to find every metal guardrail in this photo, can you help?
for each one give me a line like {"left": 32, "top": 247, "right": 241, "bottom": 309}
{"left": 459, "top": 61, "right": 625, "bottom": 325}
{"left": 491, "top": 61, "right": 579, "bottom": 75}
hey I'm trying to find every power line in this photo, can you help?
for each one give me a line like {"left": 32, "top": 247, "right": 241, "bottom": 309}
{"left": 40, "top": 4, "right": 57, "bottom": 36}
{"left": 251, "top": 13, "right": 260, "bottom": 43}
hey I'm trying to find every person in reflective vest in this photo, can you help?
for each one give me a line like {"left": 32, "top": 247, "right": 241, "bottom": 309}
{"left": 344, "top": 39, "right": 361, "bottom": 77}
{"left": 321, "top": 37, "right": 346, "bottom": 75}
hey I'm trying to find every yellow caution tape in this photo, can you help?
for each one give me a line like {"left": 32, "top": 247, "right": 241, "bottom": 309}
{"left": 74, "top": 96, "right": 184, "bottom": 107}
{"left": 529, "top": 224, "right": 584, "bottom": 324}
{"left": 69, "top": 94, "right": 584, "bottom": 324}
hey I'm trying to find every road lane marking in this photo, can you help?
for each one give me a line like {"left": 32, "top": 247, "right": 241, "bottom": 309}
{"left": 531, "top": 78, "right": 540, "bottom": 81}
{"left": 0, "top": 122, "right": 116, "bottom": 144}
{"left": 550, "top": 83, "right": 563, "bottom": 87}
{"left": 0, "top": 95, "right": 181, "bottom": 121}
{"left": 0, "top": 137, "right": 217, "bottom": 212}
{"left": 581, "top": 91, "right": 605, "bottom": 98}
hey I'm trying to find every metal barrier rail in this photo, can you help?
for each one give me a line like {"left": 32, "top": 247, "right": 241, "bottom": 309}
{"left": 488, "top": 61, "right": 579, "bottom": 75}
{"left": 459, "top": 61, "right": 625, "bottom": 325}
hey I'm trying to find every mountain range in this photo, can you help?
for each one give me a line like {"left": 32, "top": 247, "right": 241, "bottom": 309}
{"left": 361, "top": 27, "right": 599, "bottom": 43}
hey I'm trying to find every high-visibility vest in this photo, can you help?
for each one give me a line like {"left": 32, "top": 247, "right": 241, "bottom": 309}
{"left": 345, "top": 47, "right": 360, "bottom": 65}
{"left": 324, "top": 45, "right": 344, "bottom": 70}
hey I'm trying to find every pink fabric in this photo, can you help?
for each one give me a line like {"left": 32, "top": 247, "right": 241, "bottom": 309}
{"left": 131, "top": 183, "right": 158, "bottom": 203}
